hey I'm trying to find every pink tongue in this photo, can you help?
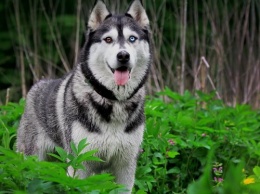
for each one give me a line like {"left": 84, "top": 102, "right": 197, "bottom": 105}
{"left": 114, "top": 70, "right": 129, "bottom": 86}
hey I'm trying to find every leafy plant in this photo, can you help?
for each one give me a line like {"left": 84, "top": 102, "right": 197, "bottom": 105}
{"left": 0, "top": 140, "right": 125, "bottom": 193}
{"left": 48, "top": 138, "right": 103, "bottom": 178}
{"left": 0, "top": 145, "right": 124, "bottom": 193}
{"left": 0, "top": 102, "right": 125, "bottom": 193}
{"left": 1, "top": 89, "right": 260, "bottom": 193}
{"left": 134, "top": 88, "right": 260, "bottom": 193}
{"left": 0, "top": 99, "right": 24, "bottom": 149}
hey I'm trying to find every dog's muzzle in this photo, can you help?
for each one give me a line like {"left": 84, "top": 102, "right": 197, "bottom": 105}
{"left": 105, "top": 51, "right": 131, "bottom": 86}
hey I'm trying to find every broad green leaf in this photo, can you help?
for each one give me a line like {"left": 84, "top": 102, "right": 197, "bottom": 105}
{"left": 253, "top": 166, "right": 260, "bottom": 178}
{"left": 77, "top": 138, "right": 88, "bottom": 154}
{"left": 47, "top": 153, "right": 63, "bottom": 162}
{"left": 167, "top": 151, "right": 179, "bottom": 158}
{"left": 70, "top": 141, "right": 78, "bottom": 155}
{"left": 136, "top": 189, "right": 147, "bottom": 194}
{"left": 54, "top": 146, "right": 68, "bottom": 161}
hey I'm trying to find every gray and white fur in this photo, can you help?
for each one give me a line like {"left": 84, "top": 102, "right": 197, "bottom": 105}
{"left": 17, "top": 0, "right": 151, "bottom": 193}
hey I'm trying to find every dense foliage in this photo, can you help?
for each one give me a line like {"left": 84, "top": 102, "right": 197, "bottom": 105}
{"left": 0, "top": 89, "right": 260, "bottom": 193}
{"left": 1, "top": 0, "right": 260, "bottom": 107}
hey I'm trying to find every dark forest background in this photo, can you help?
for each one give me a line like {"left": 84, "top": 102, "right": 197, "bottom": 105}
{"left": 0, "top": 0, "right": 259, "bottom": 107}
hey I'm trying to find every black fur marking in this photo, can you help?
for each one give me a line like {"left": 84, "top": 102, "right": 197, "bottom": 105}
{"left": 125, "top": 108, "right": 145, "bottom": 133}
{"left": 87, "top": 31, "right": 103, "bottom": 45}
{"left": 116, "top": 16, "right": 126, "bottom": 47}
{"left": 125, "top": 98, "right": 145, "bottom": 133}
{"left": 35, "top": 80, "right": 64, "bottom": 147}
{"left": 89, "top": 95, "right": 113, "bottom": 122}
{"left": 81, "top": 62, "right": 117, "bottom": 101}
{"left": 125, "top": 13, "right": 133, "bottom": 19}
{"left": 63, "top": 74, "right": 74, "bottom": 111}
{"left": 45, "top": 81, "right": 64, "bottom": 147}
{"left": 71, "top": 93, "right": 101, "bottom": 133}
{"left": 129, "top": 24, "right": 150, "bottom": 42}
{"left": 80, "top": 29, "right": 117, "bottom": 101}
{"left": 127, "top": 66, "right": 150, "bottom": 100}
{"left": 105, "top": 13, "right": 112, "bottom": 20}
{"left": 63, "top": 76, "right": 74, "bottom": 144}
{"left": 142, "top": 29, "right": 150, "bottom": 42}
{"left": 125, "top": 101, "right": 139, "bottom": 116}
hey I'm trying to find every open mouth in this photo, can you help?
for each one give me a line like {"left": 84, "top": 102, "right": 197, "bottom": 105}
{"left": 114, "top": 66, "right": 131, "bottom": 86}
{"left": 107, "top": 64, "right": 131, "bottom": 86}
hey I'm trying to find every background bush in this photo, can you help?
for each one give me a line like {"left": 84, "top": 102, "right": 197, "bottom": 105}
{"left": 0, "top": 0, "right": 260, "bottom": 107}
{"left": 1, "top": 90, "right": 260, "bottom": 193}
{"left": 135, "top": 89, "right": 260, "bottom": 193}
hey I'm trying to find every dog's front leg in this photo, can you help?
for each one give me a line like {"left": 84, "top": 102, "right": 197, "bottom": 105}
{"left": 111, "top": 159, "right": 137, "bottom": 194}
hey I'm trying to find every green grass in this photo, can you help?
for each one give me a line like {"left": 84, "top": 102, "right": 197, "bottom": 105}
{"left": 1, "top": 89, "right": 260, "bottom": 193}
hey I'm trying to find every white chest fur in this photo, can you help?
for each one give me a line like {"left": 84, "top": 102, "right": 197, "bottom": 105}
{"left": 71, "top": 120, "right": 144, "bottom": 162}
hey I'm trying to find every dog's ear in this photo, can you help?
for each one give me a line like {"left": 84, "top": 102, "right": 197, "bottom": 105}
{"left": 88, "top": 0, "right": 111, "bottom": 30}
{"left": 126, "top": 0, "right": 149, "bottom": 28}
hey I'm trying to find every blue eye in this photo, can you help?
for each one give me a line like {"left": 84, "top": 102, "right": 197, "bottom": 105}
{"left": 129, "top": 36, "right": 137, "bottom": 43}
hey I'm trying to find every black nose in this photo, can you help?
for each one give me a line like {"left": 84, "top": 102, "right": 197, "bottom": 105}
{"left": 117, "top": 51, "right": 130, "bottom": 64}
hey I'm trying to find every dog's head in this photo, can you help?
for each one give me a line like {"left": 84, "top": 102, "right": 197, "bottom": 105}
{"left": 80, "top": 0, "right": 151, "bottom": 100}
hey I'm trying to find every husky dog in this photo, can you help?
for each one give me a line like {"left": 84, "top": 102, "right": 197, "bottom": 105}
{"left": 17, "top": 0, "right": 151, "bottom": 192}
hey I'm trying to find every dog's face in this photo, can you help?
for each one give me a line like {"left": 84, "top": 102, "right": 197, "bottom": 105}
{"left": 81, "top": 0, "right": 151, "bottom": 100}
